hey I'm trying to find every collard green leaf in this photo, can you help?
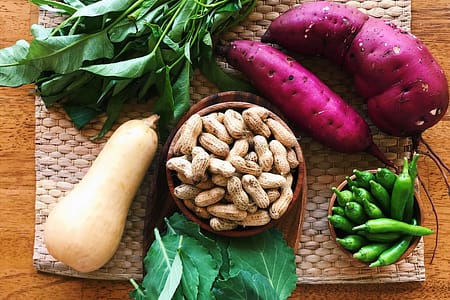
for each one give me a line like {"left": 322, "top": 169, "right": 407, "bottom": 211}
{"left": 158, "top": 250, "right": 183, "bottom": 300}
{"left": 227, "top": 229, "right": 297, "bottom": 300}
{"left": 0, "top": 40, "right": 41, "bottom": 86}
{"left": 177, "top": 251, "right": 200, "bottom": 300}
{"left": 212, "top": 271, "right": 279, "bottom": 300}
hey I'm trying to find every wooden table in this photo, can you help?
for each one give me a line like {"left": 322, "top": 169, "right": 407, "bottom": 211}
{"left": 0, "top": 1, "right": 449, "bottom": 299}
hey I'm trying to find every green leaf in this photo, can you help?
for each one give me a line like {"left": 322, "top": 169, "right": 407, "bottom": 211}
{"left": 172, "top": 61, "right": 192, "bottom": 121}
{"left": 71, "top": 0, "right": 136, "bottom": 18}
{"left": 0, "top": 40, "right": 41, "bottom": 86}
{"left": 27, "top": 26, "right": 114, "bottom": 74}
{"left": 227, "top": 229, "right": 297, "bottom": 300}
{"left": 158, "top": 249, "right": 183, "bottom": 300}
{"left": 81, "top": 52, "right": 157, "bottom": 78}
{"left": 212, "top": 271, "right": 280, "bottom": 300}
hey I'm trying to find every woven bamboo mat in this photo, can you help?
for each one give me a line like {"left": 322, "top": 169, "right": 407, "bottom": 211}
{"left": 33, "top": 0, "right": 425, "bottom": 283}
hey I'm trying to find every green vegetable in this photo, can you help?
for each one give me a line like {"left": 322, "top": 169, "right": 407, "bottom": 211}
{"left": 352, "top": 218, "right": 433, "bottom": 236}
{"left": 344, "top": 201, "right": 368, "bottom": 225}
{"left": 336, "top": 234, "right": 368, "bottom": 252}
{"left": 352, "top": 169, "right": 375, "bottom": 189}
{"left": 369, "top": 235, "right": 413, "bottom": 267}
{"left": 404, "top": 153, "right": 420, "bottom": 223}
{"left": 351, "top": 186, "right": 384, "bottom": 219}
{"left": 332, "top": 186, "right": 354, "bottom": 207}
{"left": 357, "top": 231, "right": 403, "bottom": 243}
{"left": 332, "top": 206, "right": 345, "bottom": 217}
{"left": 345, "top": 176, "right": 359, "bottom": 189}
{"left": 130, "top": 213, "right": 297, "bottom": 300}
{"left": 328, "top": 214, "right": 355, "bottom": 234}
{"left": 390, "top": 157, "right": 413, "bottom": 221}
{"left": 353, "top": 243, "right": 391, "bottom": 263}
{"left": 375, "top": 167, "right": 397, "bottom": 191}
{"left": 368, "top": 179, "right": 390, "bottom": 216}
{"left": 0, "top": 0, "right": 257, "bottom": 139}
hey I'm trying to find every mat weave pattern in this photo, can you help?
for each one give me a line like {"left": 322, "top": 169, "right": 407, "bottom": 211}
{"left": 33, "top": 0, "right": 425, "bottom": 283}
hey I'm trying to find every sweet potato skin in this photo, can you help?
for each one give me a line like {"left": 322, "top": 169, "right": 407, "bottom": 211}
{"left": 262, "top": 1, "right": 449, "bottom": 138}
{"left": 261, "top": 1, "right": 368, "bottom": 65}
{"left": 222, "top": 40, "right": 374, "bottom": 154}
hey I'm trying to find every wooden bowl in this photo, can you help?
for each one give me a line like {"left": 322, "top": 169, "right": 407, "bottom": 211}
{"left": 165, "top": 91, "right": 307, "bottom": 237}
{"left": 328, "top": 170, "right": 423, "bottom": 266}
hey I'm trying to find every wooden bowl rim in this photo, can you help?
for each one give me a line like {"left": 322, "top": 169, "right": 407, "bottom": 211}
{"left": 328, "top": 169, "right": 423, "bottom": 266}
{"left": 165, "top": 92, "right": 307, "bottom": 237}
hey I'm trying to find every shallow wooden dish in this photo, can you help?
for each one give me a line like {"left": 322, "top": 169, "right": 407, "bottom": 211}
{"left": 328, "top": 170, "right": 423, "bottom": 266}
{"left": 165, "top": 91, "right": 307, "bottom": 238}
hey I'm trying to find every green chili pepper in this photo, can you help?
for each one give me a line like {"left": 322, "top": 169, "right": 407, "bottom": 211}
{"left": 375, "top": 167, "right": 397, "bottom": 191}
{"left": 344, "top": 201, "right": 368, "bottom": 225}
{"left": 328, "top": 214, "right": 355, "bottom": 234}
{"left": 352, "top": 218, "right": 433, "bottom": 236}
{"left": 336, "top": 234, "right": 368, "bottom": 252}
{"left": 403, "top": 153, "right": 420, "bottom": 223}
{"left": 369, "top": 235, "right": 413, "bottom": 267}
{"left": 345, "top": 176, "right": 359, "bottom": 189}
{"left": 351, "top": 186, "right": 384, "bottom": 219}
{"left": 352, "top": 169, "right": 375, "bottom": 189}
{"left": 332, "top": 206, "right": 345, "bottom": 217}
{"left": 332, "top": 187, "right": 354, "bottom": 207}
{"left": 390, "top": 157, "right": 413, "bottom": 221}
{"left": 369, "top": 179, "right": 390, "bottom": 216}
{"left": 353, "top": 243, "right": 392, "bottom": 263}
{"left": 357, "top": 231, "right": 403, "bottom": 243}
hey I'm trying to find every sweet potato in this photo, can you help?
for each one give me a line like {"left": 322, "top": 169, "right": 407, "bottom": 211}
{"left": 219, "top": 40, "right": 393, "bottom": 166}
{"left": 261, "top": 1, "right": 449, "bottom": 140}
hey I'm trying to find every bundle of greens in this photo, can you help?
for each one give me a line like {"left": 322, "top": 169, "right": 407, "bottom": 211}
{"left": 0, "top": 0, "right": 256, "bottom": 139}
{"left": 130, "top": 213, "right": 297, "bottom": 300}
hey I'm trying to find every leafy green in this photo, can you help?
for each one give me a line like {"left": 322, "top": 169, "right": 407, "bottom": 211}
{"left": 0, "top": 0, "right": 257, "bottom": 139}
{"left": 130, "top": 213, "right": 297, "bottom": 300}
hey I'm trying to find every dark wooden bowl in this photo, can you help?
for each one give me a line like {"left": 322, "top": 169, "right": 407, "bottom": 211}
{"left": 165, "top": 91, "right": 307, "bottom": 237}
{"left": 328, "top": 170, "right": 423, "bottom": 266}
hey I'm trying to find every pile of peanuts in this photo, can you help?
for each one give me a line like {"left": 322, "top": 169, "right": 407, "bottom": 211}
{"left": 166, "top": 105, "right": 300, "bottom": 231}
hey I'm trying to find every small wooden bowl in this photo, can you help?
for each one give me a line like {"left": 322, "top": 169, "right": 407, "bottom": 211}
{"left": 165, "top": 91, "right": 307, "bottom": 237}
{"left": 328, "top": 170, "right": 423, "bottom": 266}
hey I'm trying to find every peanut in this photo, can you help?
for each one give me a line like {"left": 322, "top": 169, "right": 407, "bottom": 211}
{"left": 286, "top": 147, "right": 300, "bottom": 169}
{"left": 244, "top": 151, "right": 258, "bottom": 162}
{"left": 242, "top": 107, "right": 271, "bottom": 138}
{"left": 208, "top": 157, "right": 236, "bottom": 177}
{"left": 227, "top": 176, "right": 250, "bottom": 210}
{"left": 211, "top": 174, "right": 229, "bottom": 187}
{"left": 174, "top": 184, "right": 202, "bottom": 200}
{"left": 183, "top": 199, "right": 212, "bottom": 219}
{"left": 269, "top": 140, "right": 291, "bottom": 175}
{"left": 223, "top": 109, "right": 251, "bottom": 139}
{"left": 209, "top": 217, "right": 238, "bottom": 231}
{"left": 257, "top": 172, "right": 287, "bottom": 189}
{"left": 194, "top": 186, "right": 226, "bottom": 207}
{"left": 236, "top": 209, "right": 271, "bottom": 227}
{"left": 247, "top": 202, "right": 259, "bottom": 213}
{"left": 241, "top": 174, "right": 270, "bottom": 209}
{"left": 269, "top": 174, "right": 294, "bottom": 219}
{"left": 173, "top": 113, "right": 203, "bottom": 155}
{"left": 202, "top": 114, "right": 233, "bottom": 144}
{"left": 166, "top": 156, "right": 193, "bottom": 179}
{"left": 267, "top": 188, "right": 281, "bottom": 203}
{"left": 198, "top": 132, "right": 230, "bottom": 158}
{"left": 265, "top": 118, "right": 298, "bottom": 148}
{"left": 253, "top": 135, "right": 273, "bottom": 172}
{"left": 227, "top": 138, "right": 249, "bottom": 160}
{"left": 207, "top": 203, "right": 248, "bottom": 221}
{"left": 191, "top": 146, "right": 210, "bottom": 184}
{"left": 229, "top": 155, "right": 262, "bottom": 177}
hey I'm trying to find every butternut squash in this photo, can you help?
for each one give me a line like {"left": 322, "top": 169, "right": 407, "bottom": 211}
{"left": 44, "top": 114, "right": 159, "bottom": 273}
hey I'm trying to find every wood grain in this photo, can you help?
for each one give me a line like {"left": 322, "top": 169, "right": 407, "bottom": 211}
{"left": 0, "top": 0, "right": 449, "bottom": 299}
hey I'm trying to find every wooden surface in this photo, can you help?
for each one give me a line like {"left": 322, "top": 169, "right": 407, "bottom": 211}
{"left": 0, "top": 0, "right": 449, "bottom": 299}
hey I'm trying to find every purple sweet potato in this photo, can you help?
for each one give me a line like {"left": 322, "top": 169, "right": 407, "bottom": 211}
{"left": 261, "top": 1, "right": 449, "bottom": 139}
{"left": 220, "top": 40, "right": 393, "bottom": 166}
